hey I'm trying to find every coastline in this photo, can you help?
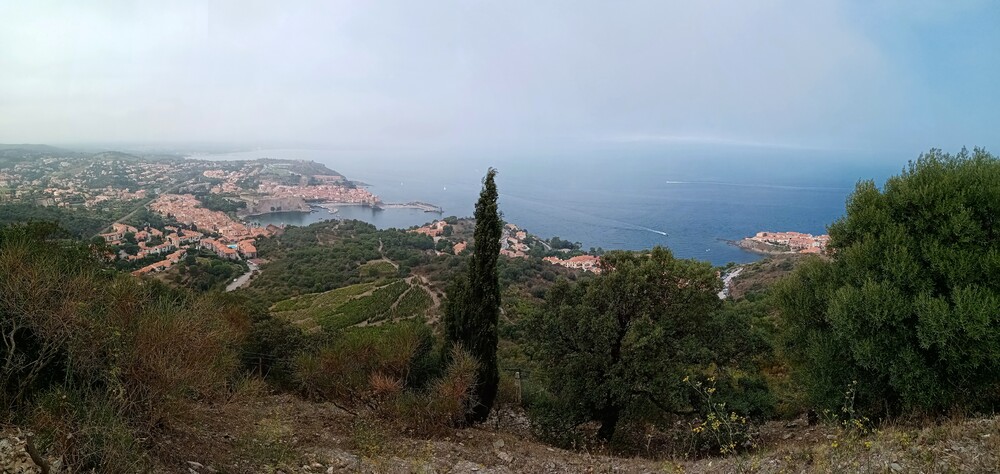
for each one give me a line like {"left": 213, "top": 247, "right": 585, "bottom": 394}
{"left": 727, "top": 238, "right": 796, "bottom": 255}
{"left": 240, "top": 208, "right": 311, "bottom": 219}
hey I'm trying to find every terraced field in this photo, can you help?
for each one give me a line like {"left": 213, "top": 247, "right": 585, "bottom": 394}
{"left": 271, "top": 278, "right": 434, "bottom": 332}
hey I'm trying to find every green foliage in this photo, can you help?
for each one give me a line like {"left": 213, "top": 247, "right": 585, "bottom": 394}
{"left": 194, "top": 192, "right": 247, "bottom": 214}
{"left": 359, "top": 260, "right": 398, "bottom": 278}
{"left": 272, "top": 281, "right": 376, "bottom": 313}
{"left": 271, "top": 278, "right": 433, "bottom": 333}
{"left": 243, "top": 307, "right": 308, "bottom": 388}
{"left": 294, "top": 321, "right": 437, "bottom": 406}
{"left": 548, "top": 236, "right": 581, "bottom": 250}
{"left": 775, "top": 148, "right": 1000, "bottom": 417}
{"left": 0, "top": 203, "right": 115, "bottom": 237}
{"left": 319, "top": 280, "right": 409, "bottom": 330}
{"left": 32, "top": 387, "right": 150, "bottom": 473}
{"left": 390, "top": 285, "right": 433, "bottom": 321}
{"left": 245, "top": 220, "right": 431, "bottom": 304}
{"left": 444, "top": 168, "right": 502, "bottom": 423}
{"left": 169, "top": 252, "right": 248, "bottom": 292}
{"left": 120, "top": 207, "right": 174, "bottom": 229}
{"left": 527, "top": 247, "right": 769, "bottom": 446}
{"left": 0, "top": 223, "right": 247, "bottom": 470}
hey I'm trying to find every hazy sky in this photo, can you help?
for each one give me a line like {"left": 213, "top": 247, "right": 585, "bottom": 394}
{"left": 1, "top": 1, "right": 997, "bottom": 156}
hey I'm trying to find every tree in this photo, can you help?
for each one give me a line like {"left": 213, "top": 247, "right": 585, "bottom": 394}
{"left": 774, "top": 148, "right": 1000, "bottom": 416}
{"left": 444, "top": 168, "right": 502, "bottom": 423}
{"left": 528, "top": 248, "right": 764, "bottom": 443}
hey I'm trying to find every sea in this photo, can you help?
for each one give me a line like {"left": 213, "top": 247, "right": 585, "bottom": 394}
{"left": 189, "top": 146, "right": 905, "bottom": 266}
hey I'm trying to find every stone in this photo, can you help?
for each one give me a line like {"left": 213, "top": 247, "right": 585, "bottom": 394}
{"left": 493, "top": 438, "right": 505, "bottom": 449}
{"left": 890, "top": 462, "right": 903, "bottom": 472}
{"left": 496, "top": 450, "right": 513, "bottom": 463}
{"left": 187, "top": 461, "right": 205, "bottom": 470}
{"left": 782, "top": 433, "right": 793, "bottom": 440}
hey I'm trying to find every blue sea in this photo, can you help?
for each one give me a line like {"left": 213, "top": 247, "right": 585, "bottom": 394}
{"left": 193, "top": 147, "right": 904, "bottom": 266}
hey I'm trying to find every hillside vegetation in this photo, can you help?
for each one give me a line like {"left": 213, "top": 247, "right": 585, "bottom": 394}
{"left": 272, "top": 278, "right": 434, "bottom": 332}
{"left": 3, "top": 148, "right": 1000, "bottom": 473}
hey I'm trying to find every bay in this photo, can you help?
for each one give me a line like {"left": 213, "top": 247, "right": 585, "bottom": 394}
{"left": 191, "top": 147, "right": 901, "bottom": 266}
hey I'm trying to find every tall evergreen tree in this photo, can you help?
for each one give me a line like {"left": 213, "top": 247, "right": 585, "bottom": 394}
{"left": 444, "top": 168, "right": 502, "bottom": 423}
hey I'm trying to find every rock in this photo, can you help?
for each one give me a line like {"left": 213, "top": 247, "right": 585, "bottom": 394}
{"left": 495, "top": 450, "right": 513, "bottom": 463}
{"left": 326, "top": 468, "right": 335, "bottom": 474}
{"left": 187, "top": 461, "right": 205, "bottom": 470}
{"left": 493, "top": 439, "right": 505, "bottom": 449}
{"left": 782, "top": 433, "right": 793, "bottom": 440}
{"left": 890, "top": 462, "right": 903, "bottom": 472}
{"left": 453, "top": 460, "right": 482, "bottom": 472}
{"left": 310, "top": 462, "right": 323, "bottom": 468}
{"left": 826, "top": 434, "right": 837, "bottom": 440}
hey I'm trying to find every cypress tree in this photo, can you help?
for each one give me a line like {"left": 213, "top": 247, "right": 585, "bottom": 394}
{"left": 444, "top": 168, "right": 502, "bottom": 423}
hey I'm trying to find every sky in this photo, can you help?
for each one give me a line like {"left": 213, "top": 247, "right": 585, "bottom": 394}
{"left": 1, "top": 1, "right": 998, "bottom": 159}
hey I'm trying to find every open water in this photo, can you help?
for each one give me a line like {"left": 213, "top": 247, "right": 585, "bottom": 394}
{"left": 194, "top": 147, "right": 904, "bottom": 266}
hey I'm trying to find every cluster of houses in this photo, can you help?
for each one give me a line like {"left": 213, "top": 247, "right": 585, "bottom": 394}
{"left": 199, "top": 237, "right": 258, "bottom": 260}
{"left": 99, "top": 223, "right": 199, "bottom": 261}
{"left": 500, "top": 223, "right": 531, "bottom": 259}
{"left": 257, "top": 180, "right": 379, "bottom": 205}
{"left": 99, "top": 221, "right": 262, "bottom": 277}
{"left": 412, "top": 220, "right": 450, "bottom": 237}
{"left": 543, "top": 255, "right": 603, "bottom": 273}
{"left": 749, "top": 231, "right": 830, "bottom": 254}
{"left": 132, "top": 249, "right": 187, "bottom": 276}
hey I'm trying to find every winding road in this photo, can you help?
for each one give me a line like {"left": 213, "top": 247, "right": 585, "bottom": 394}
{"left": 226, "top": 261, "right": 259, "bottom": 292}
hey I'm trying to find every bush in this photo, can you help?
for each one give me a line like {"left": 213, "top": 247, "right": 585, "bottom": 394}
{"left": 32, "top": 388, "right": 150, "bottom": 473}
{"left": 294, "top": 322, "right": 435, "bottom": 408}
{"left": 0, "top": 223, "right": 248, "bottom": 470}
{"left": 394, "top": 346, "right": 479, "bottom": 436}
{"left": 527, "top": 248, "right": 770, "bottom": 449}
{"left": 775, "top": 148, "right": 1000, "bottom": 417}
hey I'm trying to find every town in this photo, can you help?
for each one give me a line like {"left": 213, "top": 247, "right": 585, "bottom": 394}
{"left": 410, "top": 219, "right": 603, "bottom": 273}
{"left": 0, "top": 150, "right": 389, "bottom": 278}
{"left": 739, "top": 230, "right": 831, "bottom": 255}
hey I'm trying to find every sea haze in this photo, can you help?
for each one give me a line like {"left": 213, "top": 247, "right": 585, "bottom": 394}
{"left": 196, "top": 147, "right": 901, "bottom": 266}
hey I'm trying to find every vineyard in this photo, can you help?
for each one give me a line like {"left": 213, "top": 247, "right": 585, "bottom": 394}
{"left": 271, "top": 277, "right": 434, "bottom": 332}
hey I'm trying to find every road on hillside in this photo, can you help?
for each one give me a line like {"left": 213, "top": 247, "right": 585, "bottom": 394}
{"left": 226, "top": 261, "right": 259, "bottom": 292}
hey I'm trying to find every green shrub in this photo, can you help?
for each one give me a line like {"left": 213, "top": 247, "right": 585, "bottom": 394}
{"left": 394, "top": 346, "right": 479, "bottom": 436}
{"left": 32, "top": 388, "right": 149, "bottom": 473}
{"left": 775, "top": 148, "right": 1000, "bottom": 417}
{"left": 527, "top": 248, "right": 770, "bottom": 448}
{"left": 294, "top": 322, "right": 434, "bottom": 406}
{"left": 0, "top": 223, "right": 248, "bottom": 470}
{"left": 318, "top": 280, "right": 409, "bottom": 330}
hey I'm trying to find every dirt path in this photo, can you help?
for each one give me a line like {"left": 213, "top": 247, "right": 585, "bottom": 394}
{"left": 376, "top": 238, "right": 400, "bottom": 269}
{"left": 415, "top": 274, "right": 443, "bottom": 323}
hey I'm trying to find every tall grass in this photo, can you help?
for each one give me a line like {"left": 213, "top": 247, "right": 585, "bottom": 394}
{"left": 0, "top": 224, "right": 249, "bottom": 471}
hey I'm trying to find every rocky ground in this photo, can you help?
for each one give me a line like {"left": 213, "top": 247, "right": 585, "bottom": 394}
{"left": 0, "top": 429, "right": 60, "bottom": 474}
{"left": 152, "top": 393, "right": 1000, "bottom": 473}
{"left": 5, "top": 391, "right": 999, "bottom": 473}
